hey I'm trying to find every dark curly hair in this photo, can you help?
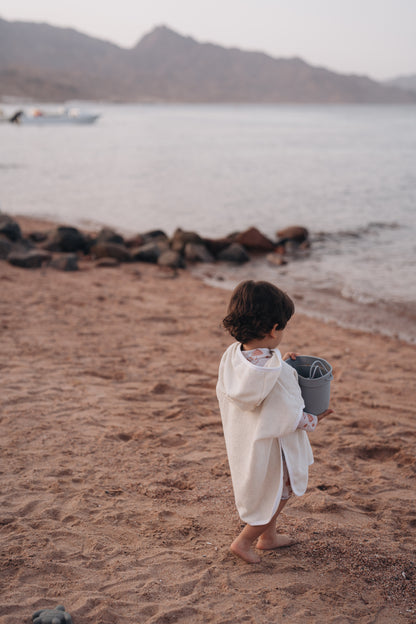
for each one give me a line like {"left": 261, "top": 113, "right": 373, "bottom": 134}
{"left": 222, "top": 280, "right": 294, "bottom": 344}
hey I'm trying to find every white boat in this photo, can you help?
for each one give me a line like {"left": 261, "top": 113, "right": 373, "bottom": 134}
{"left": 10, "top": 107, "right": 100, "bottom": 125}
{"left": 0, "top": 109, "right": 11, "bottom": 123}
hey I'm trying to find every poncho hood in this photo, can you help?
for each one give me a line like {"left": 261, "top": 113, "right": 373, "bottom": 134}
{"left": 217, "top": 342, "right": 284, "bottom": 411}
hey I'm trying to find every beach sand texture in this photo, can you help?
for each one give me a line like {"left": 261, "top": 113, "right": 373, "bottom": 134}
{"left": 1, "top": 220, "right": 415, "bottom": 623}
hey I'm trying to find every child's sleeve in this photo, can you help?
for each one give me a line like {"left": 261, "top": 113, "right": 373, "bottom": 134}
{"left": 297, "top": 412, "right": 318, "bottom": 432}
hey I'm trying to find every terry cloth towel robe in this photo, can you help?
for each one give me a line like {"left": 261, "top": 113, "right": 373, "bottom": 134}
{"left": 216, "top": 343, "right": 314, "bottom": 525}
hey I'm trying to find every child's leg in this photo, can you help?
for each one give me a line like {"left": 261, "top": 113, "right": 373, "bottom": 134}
{"left": 256, "top": 498, "right": 293, "bottom": 550}
{"left": 230, "top": 523, "right": 268, "bottom": 563}
{"left": 230, "top": 498, "right": 290, "bottom": 563}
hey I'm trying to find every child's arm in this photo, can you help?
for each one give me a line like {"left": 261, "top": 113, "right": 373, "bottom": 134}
{"left": 282, "top": 351, "right": 299, "bottom": 361}
{"left": 298, "top": 408, "right": 333, "bottom": 431}
{"left": 316, "top": 409, "right": 333, "bottom": 421}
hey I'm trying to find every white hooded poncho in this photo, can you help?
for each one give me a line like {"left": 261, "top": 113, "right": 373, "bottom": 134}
{"left": 216, "top": 343, "right": 314, "bottom": 525}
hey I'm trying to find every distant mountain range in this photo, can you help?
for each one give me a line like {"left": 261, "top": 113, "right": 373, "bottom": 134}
{"left": 385, "top": 74, "right": 416, "bottom": 93}
{"left": 1, "top": 18, "right": 415, "bottom": 104}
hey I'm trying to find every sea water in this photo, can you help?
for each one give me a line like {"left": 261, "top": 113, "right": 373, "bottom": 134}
{"left": 0, "top": 103, "right": 415, "bottom": 341}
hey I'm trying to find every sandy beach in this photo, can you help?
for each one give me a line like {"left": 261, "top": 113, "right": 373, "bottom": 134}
{"left": 1, "top": 217, "right": 415, "bottom": 624}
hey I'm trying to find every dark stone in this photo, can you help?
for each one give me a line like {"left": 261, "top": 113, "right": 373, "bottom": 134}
{"left": 32, "top": 605, "right": 72, "bottom": 624}
{"left": 184, "top": 242, "right": 215, "bottom": 263}
{"left": 0, "top": 214, "right": 21, "bottom": 241}
{"left": 124, "top": 233, "right": 146, "bottom": 248}
{"left": 142, "top": 229, "right": 169, "bottom": 243}
{"left": 170, "top": 228, "right": 204, "bottom": 253}
{"left": 50, "top": 254, "right": 78, "bottom": 271}
{"left": 126, "top": 230, "right": 169, "bottom": 249}
{"left": 28, "top": 231, "right": 49, "bottom": 243}
{"left": 285, "top": 239, "right": 310, "bottom": 253}
{"left": 12, "top": 238, "right": 35, "bottom": 252}
{"left": 90, "top": 242, "right": 131, "bottom": 262}
{"left": 157, "top": 249, "right": 185, "bottom": 269}
{"left": 234, "top": 227, "right": 275, "bottom": 252}
{"left": 201, "top": 236, "right": 234, "bottom": 258}
{"left": 217, "top": 243, "right": 250, "bottom": 264}
{"left": 43, "top": 226, "right": 88, "bottom": 253}
{"left": 95, "top": 227, "right": 125, "bottom": 246}
{"left": 8, "top": 249, "right": 51, "bottom": 268}
{"left": 130, "top": 241, "right": 167, "bottom": 263}
{"left": 0, "top": 235, "right": 12, "bottom": 259}
{"left": 276, "top": 226, "right": 309, "bottom": 245}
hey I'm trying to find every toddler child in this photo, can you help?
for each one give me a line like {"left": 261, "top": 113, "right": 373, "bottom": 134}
{"left": 216, "top": 280, "right": 332, "bottom": 563}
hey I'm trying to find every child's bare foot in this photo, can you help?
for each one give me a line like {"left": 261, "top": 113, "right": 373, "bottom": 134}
{"left": 230, "top": 539, "right": 261, "bottom": 563}
{"left": 256, "top": 533, "right": 295, "bottom": 550}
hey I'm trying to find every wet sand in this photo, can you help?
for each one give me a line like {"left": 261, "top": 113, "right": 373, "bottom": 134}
{"left": 1, "top": 218, "right": 415, "bottom": 623}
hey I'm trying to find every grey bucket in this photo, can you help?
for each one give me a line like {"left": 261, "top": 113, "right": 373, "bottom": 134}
{"left": 285, "top": 355, "right": 333, "bottom": 415}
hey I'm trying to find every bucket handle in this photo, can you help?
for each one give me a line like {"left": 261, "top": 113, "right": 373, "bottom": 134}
{"left": 310, "top": 359, "right": 331, "bottom": 379}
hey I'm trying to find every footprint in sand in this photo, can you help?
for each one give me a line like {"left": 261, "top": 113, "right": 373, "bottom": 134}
{"left": 282, "top": 582, "right": 310, "bottom": 596}
{"left": 151, "top": 383, "right": 173, "bottom": 395}
{"left": 355, "top": 445, "right": 399, "bottom": 461}
{"left": 116, "top": 432, "right": 132, "bottom": 442}
{"left": 150, "top": 606, "right": 197, "bottom": 623}
{"left": 159, "top": 435, "right": 186, "bottom": 448}
{"left": 316, "top": 484, "right": 344, "bottom": 497}
{"left": 157, "top": 478, "right": 194, "bottom": 491}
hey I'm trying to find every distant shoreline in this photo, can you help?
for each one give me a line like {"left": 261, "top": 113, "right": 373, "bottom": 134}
{"left": 8, "top": 213, "right": 415, "bottom": 346}
{"left": 3, "top": 98, "right": 416, "bottom": 108}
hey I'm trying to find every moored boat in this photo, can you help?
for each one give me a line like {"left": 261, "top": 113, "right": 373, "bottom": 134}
{"left": 0, "top": 109, "right": 11, "bottom": 123}
{"left": 10, "top": 107, "right": 100, "bottom": 125}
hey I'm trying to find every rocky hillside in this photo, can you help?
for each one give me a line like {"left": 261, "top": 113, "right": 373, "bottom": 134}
{"left": 1, "top": 18, "right": 415, "bottom": 104}
{"left": 385, "top": 73, "right": 416, "bottom": 94}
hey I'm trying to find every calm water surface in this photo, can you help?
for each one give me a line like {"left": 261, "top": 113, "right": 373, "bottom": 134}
{"left": 1, "top": 103, "right": 415, "bottom": 341}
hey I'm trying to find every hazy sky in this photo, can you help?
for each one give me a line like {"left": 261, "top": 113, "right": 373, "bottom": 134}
{"left": 1, "top": 0, "right": 415, "bottom": 80}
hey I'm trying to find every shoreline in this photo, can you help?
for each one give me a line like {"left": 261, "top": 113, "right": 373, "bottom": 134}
{"left": 8, "top": 213, "right": 416, "bottom": 345}
{"left": 194, "top": 266, "right": 416, "bottom": 346}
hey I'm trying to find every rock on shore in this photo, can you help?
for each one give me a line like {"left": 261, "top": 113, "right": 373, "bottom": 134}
{"left": 0, "top": 215, "right": 310, "bottom": 271}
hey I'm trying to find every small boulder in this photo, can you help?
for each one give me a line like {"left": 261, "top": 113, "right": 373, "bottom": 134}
{"left": 276, "top": 226, "right": 309, "bottom": 245}
{"left": 143, "top": 230, "right": 169, "bottom": 243}
{"left": 8, "top": 249, "right": 51, "bottom": 269}
{"left": 0, "top": 214, "right": 21, "bottom": 241}
{"left": 201, "top": 236, "right": 234, "bottom": 258}
{"left": 95, "top": 227, "right": 125, "bottom": 246}
{"left": 184, "top": 242, "right": 214, "bottom": 263}
{"left": 50, "top": 254, "right": 78, "bottom": 271}
{"left": 90, "top": 242, "right": 131, "bottom": 262}
{"left": 125, "top": 233, "right": 146, "bottom": 248}
{"left": 28, "top": 231, "right": 49, "bottom": 243}
{"left": 234, "top": 227, "right": 275, "bottom": 252}
{"left": 13, "top": 238, "right": 35, "bottom": 251}
{"left": 157, "top": 249, "right": 185, "bottom": 269}
{"left": 217, "top": 243, "right": 250, "bottom": 264}
{"left": 125, "top": 231, "right": 169, "bottom": 248}
{"left": 170, "top": 228, "right": 204, "bottom": 253}
{"left": 130, "top": 241, "right": 168, "bottom": 263}
{"left": 0, "top": 235, "right": 12, "bottom": 259}
{"left": 43, "top": 226, "right": 88, "bottom": 253}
